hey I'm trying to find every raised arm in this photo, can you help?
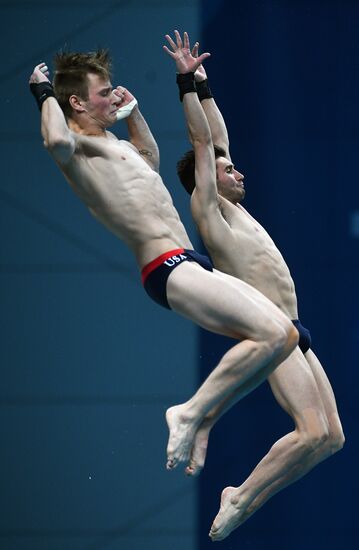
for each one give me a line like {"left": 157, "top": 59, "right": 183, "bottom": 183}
{"left": 113, "top": 84, "right": 159, "bottom": 171}
{"left": 29, "top": 63, "right": 76, "bottom": 164}
{"left": 125, "top": 100, "right": 160, "bottom": 172}
{"left": 192, "top": 45, "right": 231, "bottom": 161}
{"left": 164, "top": 31, "right": 238, "bottom": 252}
{"left": 163, "top": 31, "right": 218, "bottom": 207}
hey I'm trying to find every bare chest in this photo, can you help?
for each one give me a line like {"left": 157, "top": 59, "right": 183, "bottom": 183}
{"left": 216, "top": 203, "right": 291, "bottom": 280}
{"left": 61, "top": 138, "right": 163, "bottom": 208}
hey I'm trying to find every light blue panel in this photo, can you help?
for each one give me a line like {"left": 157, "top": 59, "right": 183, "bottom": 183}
{"left": 0, "top": 1, "right": 201, "bottom": 549}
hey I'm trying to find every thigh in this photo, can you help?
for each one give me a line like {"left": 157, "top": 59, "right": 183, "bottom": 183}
{"left": 304, "top": 349, "right": 341, "bottom": 418}
{"left": 166, "top": 261, "right": 288, "bottom": 340}
{"left": 268, "top": 347, "right": 327, "bottom": 428}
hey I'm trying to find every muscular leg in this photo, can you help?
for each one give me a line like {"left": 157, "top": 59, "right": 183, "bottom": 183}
{"left": 186, "top": 350, "right": 344, "bottom": 477}
{"left": 164, "top": 263, "right": 298, "bottom": 469}
{"left": 184, "top": 353, "right": 291, "bottom": 476}
{"left": 228, "top": 349, "right": 345, "bottom": 527}
{"left": 209, "top": 347, "right": 344, "bottom": 541}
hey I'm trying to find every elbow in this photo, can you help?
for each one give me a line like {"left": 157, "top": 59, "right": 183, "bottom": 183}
{"left": 149, "top": 152, "right": 160, "bottom": 173}
{"left": 191, "top": 134, "right": 213, "bottom": 150}
{"left": 153, "top": 145, "right": 160, "bottom": 165}
{"left": 153, "top": 155, "right": 160, "bottom": 173}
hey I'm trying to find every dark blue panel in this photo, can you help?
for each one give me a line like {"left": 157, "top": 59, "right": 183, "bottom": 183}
{"left": 199, "top": 1, "right": 358, "bottom": 548}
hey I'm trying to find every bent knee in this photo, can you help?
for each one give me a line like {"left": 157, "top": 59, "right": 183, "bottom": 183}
{"left": 328, "top": 426, "right": 345, "bottom": 455}
{"left": 266, "top": 321, "right": 299, "bottom": 358}
{"left": 306, "top": 428, "right": 330, "bottom": 452}
{"left": 299, "top": 413, "right": 345, "bottom": 458}
{"left": 285, "top": 323, "right": 300, "bottom": 352}
{"left": 297, "top": 418, "right": 330, "bottom": 454}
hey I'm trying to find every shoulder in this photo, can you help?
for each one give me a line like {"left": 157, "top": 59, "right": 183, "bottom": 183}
{"left": 105, "top": 130, "right": 117, "bottom": 140}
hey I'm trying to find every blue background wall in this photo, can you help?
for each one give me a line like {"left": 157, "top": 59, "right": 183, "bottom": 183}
{"left": 0, "top": 1, "right": 201, "bottom": 549}
{"left": 0, "top": 1, "right": 357, "bottom": 549}
{"left": 198, "top": 1, "right": 357, "bottom": 549}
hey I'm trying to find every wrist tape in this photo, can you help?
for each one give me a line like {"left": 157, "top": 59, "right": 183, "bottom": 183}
{"left": 116, "top": 97, "right": 138, "bottom": 121}
{"left": 30, "top": 81, "right": 55, "bottom": 111}
{"left": 176, "top": 72, "right": 196, "bottom": 102}
{"left": 196, "top": 78, "right": 213, "bottom": 101}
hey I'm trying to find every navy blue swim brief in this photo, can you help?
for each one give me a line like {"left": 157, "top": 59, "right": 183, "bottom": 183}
{"left": 141, "top": 248, "right": 213, "bottom": 309}
{"left": 292, "top": 319, "right": 312, "bottom": 354}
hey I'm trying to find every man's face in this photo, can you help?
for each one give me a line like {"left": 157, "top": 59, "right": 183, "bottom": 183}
{"left": 216, "top": 157, "right": 245, "bottom": 203}
{"left": 83, "top": 73, "right": 121, "bottom": 126}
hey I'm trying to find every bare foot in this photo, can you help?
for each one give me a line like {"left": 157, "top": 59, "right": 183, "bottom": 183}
{"left": 209, "top": 486, "right": 246, "bottom": 541}
{"left": 185, "top": 422, "right": 211, "bottom": 476}
{"left": 166, "top": 404, "right": 198, "bottom": 470}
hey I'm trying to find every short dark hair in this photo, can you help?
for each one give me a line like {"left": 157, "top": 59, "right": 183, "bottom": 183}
{"left": 177, "top": 144, "right": 227, "bottom": 195}
{"left": 53, "top": 49, "right": 112, "bottom": 117}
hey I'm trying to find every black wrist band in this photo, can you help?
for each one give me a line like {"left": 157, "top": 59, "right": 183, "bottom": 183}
{"left": 30, "top": 81, "right": 55, "bottom": 111}
{"left": 196, "top": 79, "right": 213, "bottom": 101}
{"left": 176, "top": 72, "right": 196, "bottom": 102}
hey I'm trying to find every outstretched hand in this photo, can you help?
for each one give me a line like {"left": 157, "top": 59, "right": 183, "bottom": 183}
{"left": 191, "top": 41, "right": 208, "bottom": 82}
{"left": 163, "top": 30, "right": 210, "bottom": 74}
{"left": 29, "top": 62, "right": 50, "bottom": 84}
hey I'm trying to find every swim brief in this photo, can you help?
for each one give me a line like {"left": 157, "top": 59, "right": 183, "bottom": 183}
{"left": 142, "top": 248, "right": 213, "bottom": 309}
{"left": 292, "top": 319, "right": 312, "bottom": 354}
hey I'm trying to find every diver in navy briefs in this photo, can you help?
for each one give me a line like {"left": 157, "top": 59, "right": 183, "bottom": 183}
{"left": 164, "top": 29, "right": 344, "bottom": 542}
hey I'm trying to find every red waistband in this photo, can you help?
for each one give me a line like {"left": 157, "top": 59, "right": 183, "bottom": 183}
{"left": 141, "top": 248, "right": 185, "bottom": 284}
